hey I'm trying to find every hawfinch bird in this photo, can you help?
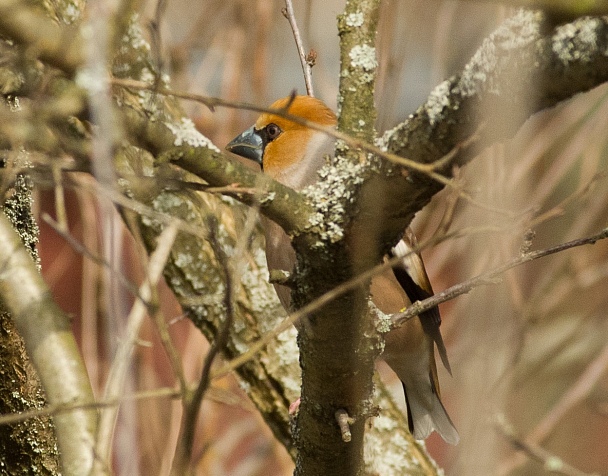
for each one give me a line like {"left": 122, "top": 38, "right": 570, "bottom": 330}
{"left": 226, "top": 95, "right": 459, "bottom": 445}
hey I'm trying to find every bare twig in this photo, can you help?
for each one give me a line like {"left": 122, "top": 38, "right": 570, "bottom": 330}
{"left": 93, "top": 221, "right": 179, "bottom": 471}
{"left": 433, "top": 167, "right": 463, "bottom": 237}
{"left": 282, "top": 0, "right": 315, "bottom": 96}
{"left": 335, "top": 409, "right": 354, "bottom": 443}
{"left": 391, "top": 227, "right": 608, "bottom": 328}
{"left": 213, "top": 226, "right": 608, "bottom": 378}
{"left": 51, "top": 164, "right": 68, "bottom": 232}
{"left": 41, "top": 213, "right": 143, "bottom": 301}
{"left": 188, "top": 184, "right": 261, "bottom": 195}
{"left": 149, "top": 0, "right": 168, "bottom": 84}
{"left": 150, "top": 309, "right": 189, "bottom": 396}
{"left": 494, "top": 414, "right": 600, "bottom": 476}
{"left": 0, "top": 385, "right": 247, "bottom": 426}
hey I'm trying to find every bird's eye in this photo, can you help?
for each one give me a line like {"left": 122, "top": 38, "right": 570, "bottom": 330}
{"left": 265, "top": 123, "right": 282, "bottom": 141}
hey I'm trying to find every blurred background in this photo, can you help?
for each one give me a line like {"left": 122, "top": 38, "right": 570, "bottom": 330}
{"left": 37, "top": 1, "right": 608, "bottom": 474}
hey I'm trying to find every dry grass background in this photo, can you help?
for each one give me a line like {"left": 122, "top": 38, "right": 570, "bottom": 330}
{"left": 36, "top": 1, "right": 608, "bottom": 474}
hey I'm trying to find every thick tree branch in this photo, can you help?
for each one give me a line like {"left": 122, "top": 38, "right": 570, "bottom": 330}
{"left": 0, "top": 212, "right": 96, "bottom": 475}
{"left": 289, "top": 1, "right": 386, "bottom": 475}
{"left": 116, "top": 104, "right": 314, "bottom": 239}
{"left": 166, "top": 146, "right": 315, "bottom": 238}
{"left": 374, "top": 11, "right": 608, "bottom": 247}
{"left": 473, "top": 0, "right": 608, "bottom": 19}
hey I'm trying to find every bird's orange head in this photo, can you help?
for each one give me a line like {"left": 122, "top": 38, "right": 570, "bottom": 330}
{"left": 226, "top": 95, "right": 337, "bottom": 186}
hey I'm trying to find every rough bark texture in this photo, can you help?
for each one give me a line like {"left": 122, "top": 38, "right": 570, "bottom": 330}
{"left": 0, "top": 176, "right": 60, "bottom": 475}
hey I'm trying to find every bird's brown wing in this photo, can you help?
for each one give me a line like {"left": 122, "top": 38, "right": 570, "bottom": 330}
{"left": 391, "top": 231, "right": 451, "bottom": 375}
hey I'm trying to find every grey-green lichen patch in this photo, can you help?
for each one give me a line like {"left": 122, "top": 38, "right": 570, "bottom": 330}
{"left": 259, "top": 191, "right": 276, "bottom": 206}
{"left": 62, "top": 0, "right": 81, "bottom": 24}
{"left": 426, "top": 80, "right": 452, "bottom": 126}
{"left": 165, "top": 118, "right": 220, "bottom": 152}
{"left": 345, "top": 12, "right": 364, "bottom": 28}
{"left": 553, "top": 16, "right": 602, "bottom": 64}
{"left": 262, "top": 325, "right": 301, "bottom": 399}
{"left": 374, "top": 413, "right": 397, "bottom": 431}
{"left": 369, "top": 300, "right": 392, "bottom": 336}
{"left": 240, "top": 247, "right": 281, "bottom": 317}
{"left": 302, "top": 153, "right": 365, "bottom": 248}
{"left": 74, "top": 67, "right": 105, "bottom": 95}
{"left": 364, "top": 425, "right": 414, "bottom": 476}
{"left": 141, "top": 192, "right": 197, "bottom": 229}
{"left": 458, "top": 9, "right": 541, "bottom": 98}
{"left": 349, "top": 44, "right": 378, "bottom": 71}
{"left": 120, "top": 14, "right": 151, "bottom": 55}
{"left": 348, "top": 43, "right": 378, "bottom": 84}
{"left": 377, "top": 123, "right": 402, "bottom": 151}
{"left": 2, "top": 173, "right": 40, "bottom": 268}
{"left": 43, "top": 0, "right": 85, "bottom": 25}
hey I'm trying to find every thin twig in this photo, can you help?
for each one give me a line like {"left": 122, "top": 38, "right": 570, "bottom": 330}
{"left": 494, "top": 414, "right": 600, "bottom": 476}
{"left": 213, "top": 226, "right": 608, "bottom": 378}
{"left": 51, "top": 163, "right": 68, "bottom": 232}
{"left": 149, "top": 0, "right": 167, "bottom": 85}
{"left": 187, "top": 184, "right": 260, "bottom": 195}
{"left": 433, "top": 167, "right": 463, "bottom": 237}
{"left": 282, "top": 0, "right": 314, "bottom": 96}
{"left": 150, "top": 306, "right": 188, "bottom": 396}
{"left": 42, "top": 213, "right": 144, "bottom": 301}
{"left": 0, "top": 385, "right": 248, "bottom": 426}
{"left": 391, "top": 227, "right": 608, "bottom": 328}
{"left": 94, "top": 221, "right": 179, "bottom": 470}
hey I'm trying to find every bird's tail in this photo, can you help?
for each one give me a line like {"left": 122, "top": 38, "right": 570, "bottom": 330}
{"left": 402, "top": 376, "right": 460, "bottom": 445}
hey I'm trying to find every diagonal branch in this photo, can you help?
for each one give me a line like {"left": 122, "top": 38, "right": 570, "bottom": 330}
{"left": 373, "top": 11, "right": 608, "bottom": 247}
{"left": 165, "top": 146, "right": 314, "bottom": 237}
{"left": 0, "top": 212, "right": 97, "bottom": 474}
{"left": 391, "top": 227, "right": 608, "bottom": 328}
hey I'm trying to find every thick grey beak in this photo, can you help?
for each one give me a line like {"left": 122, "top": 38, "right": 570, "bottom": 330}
{"left": 226, "top": 126, "right": 263, "bottom": 165}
